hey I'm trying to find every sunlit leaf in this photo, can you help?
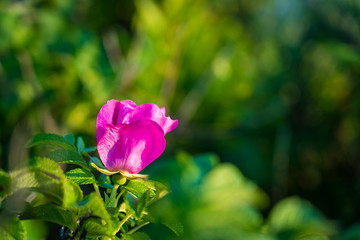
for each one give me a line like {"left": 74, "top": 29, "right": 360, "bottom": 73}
{"left": 121, "top": 234, "right": 135, "bottom": 240}
{"left": 29, "top": 157, "right": 65, "bottom": 178}
{"left": 123, "top": 179, "right": 156, "bottom": 199}
{"left": 69, "top": 192, "right": 111, "bottom": 224}
{"left": 10, "top": 169, "right": 63, "bottom": 205}
{"left": 65, "top": 168, "right": 97, "bottom": 185}
{"left": 136, "top": 190, "right": 150, "bottom": 219}
{"left": 0, "top": 216, "right": 26, "bottom": 240}
{"left": 147, "top": 180, "right": 169, "bottom": 202}
{"left": 21, "top": 220, "right": 48, "bottom": 240}
{"left": 82, "top": 218, "right": 110, "bottom": 238}
{"left": 62, "top": 178, "right": 83, "bottom": 207}
{"left": 9, "top": 166, "right": 83, "bottom": 208}
{"left": 79, "top": 204, "right": 121, "bottom": 237}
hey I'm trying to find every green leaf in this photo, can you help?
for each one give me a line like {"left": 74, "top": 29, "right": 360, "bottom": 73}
{"left": 121, "top": 179, "right": 168, "bottom": 206}
{"left": 89, "top": 156, "right": 105, "bottom": 168}
{"left": 62, "top": 179, "right": 83, "bottom": 207}
{"left": 76, "top": 136, "right": 85, "bottom": 154}
{"left": 21, "top": 220, "right": 48, "bottom": 240}
{"left": 124, "top": 193, "right": 137, "bottom": 215}
{"left": 121, "top": 234, "right": 135, "bottom": 240}
{"left": 30, "top": 157, "right": 65, "bottom": 178}
{"left": 10, "top": 168, "right": 43, "bottom": 190}
{"left": 69, "top": 192, "right": 111, "bottom": 224}
{"left": 128, "top": 232, "right": 151, "bottom": 240}
{"left": 147, "top": 180, "right": 169, "bottom": 203}
{"left": 82, "top": 216, "right": 120, "bottom": 239}
{"left": 123, "top": 179, "right": 156, "bottom": 199}
{"left": 267, "top": 196, "right": 335, "bottom": 236}
{"left": 10, "top": 169, "right": 63, "bottom": 205}
{"left": 104, "top": 192, "right": 110, "bottom": 203}
{"left": 106, "top": 188, "right": 122, "bottom": 209}
{"left": 47, "top": 149, "right": 89, "bottom": 169}
{"left": 25, "top": 192, "right": 51, "bottom": 207}
{"left": 64, "top": 134, "right": 75, "bottom": 145}
{"left": 1, "top": 189, "right": 30, "bottom": 214}
{"left": 161, "top": 217, "right": 184, "bottom": 237}
{"left": 69, "top": 193, "right": 122, "bottom": 237}
{"left": 136, "top": 190, "right": 150, "bottom": 219}
{"left": 0, "top": 216, "right": 26, "bottom": 240}
{"left": 30, "top": 157, "right": 83, "bottom": 206}
{"left": 20, "top": 204, "right": 77, "bottom": 231}
{"left": 65, "top": 168, "right": 97, "bottom": 185}
{"left": 139, "top": 214, "right": 156, "bottom": 224}
{"left": 98, "top": 174, "right": 113, "bottom": 189}
{"left": 0, "top": 169, "right": 10, "bottom": 198}
{"left": 26, "top": 133, "right": 76, "bottom": 151}
{"left": 200, "top": 163, "right": 269, "bottom": 209}
{"left": 30, "top": 157, "right": 84, "bottom": 207}
{"left": 84, "top": 146, "right": 97, "bottom": 153}
{"left": 10, "top": 166, "right": 82, "bottom": 208}
{"left": 82, "top": 218, "right": 109, "bottom": 237}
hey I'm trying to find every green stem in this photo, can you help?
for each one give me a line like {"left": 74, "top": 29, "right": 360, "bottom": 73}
{"left": 116, "top": 213, "right": 132, "bottom": 234}
{"left": 127, "top": 221, "right": 150, "bottom": 235}
{"left": 119, "top": 189, "right": 125, "bottom": 198}
{"left": 93, "top": 183, "right": 101, "bottom": 198}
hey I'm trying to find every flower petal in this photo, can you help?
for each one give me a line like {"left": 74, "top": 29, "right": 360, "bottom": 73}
{"left": 96, "top": 99, "right": 137, "bottom": 141}
{"left": 97, "top": 119, "right": 166, "bottom": 174}
{"left": 123, "top": 103, "right": 178, "bottom": 134}
{"left": 160, "top": 107, "right": 166, "bottom": 115}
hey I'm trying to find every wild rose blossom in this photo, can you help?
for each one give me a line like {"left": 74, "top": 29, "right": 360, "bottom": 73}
{"left": 96, "top": 99, "right": 178, "bottom": 175}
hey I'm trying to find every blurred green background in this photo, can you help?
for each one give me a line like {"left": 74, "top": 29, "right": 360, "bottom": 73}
{"left": 1, "top": 0, "right": 360, "bottom": 239}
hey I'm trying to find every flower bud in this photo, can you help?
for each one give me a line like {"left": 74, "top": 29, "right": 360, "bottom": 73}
{"left": 112, "top": 174, "right": 127, "bottom": 185}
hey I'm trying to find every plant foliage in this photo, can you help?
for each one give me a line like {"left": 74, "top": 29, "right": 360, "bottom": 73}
{"left": 0, "top": 133, "right": 170, "bottom": 239}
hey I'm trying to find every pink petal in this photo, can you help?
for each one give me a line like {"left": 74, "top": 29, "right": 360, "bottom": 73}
{"left": 123, "top": 103, "right": 178, "bottom": 134}
{"left": 160, "top": 107, "right": 166, "bottom": 115}
{"left": 96, "top": 99, "right": 137, "bottom": 141}
{"left": 97, "top": 119, "right": 166, "bottom": 174}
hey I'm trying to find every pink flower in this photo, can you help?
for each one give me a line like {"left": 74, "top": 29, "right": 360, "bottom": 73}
{"left": 96, "top": 99, "right": 178, "bottom": 174}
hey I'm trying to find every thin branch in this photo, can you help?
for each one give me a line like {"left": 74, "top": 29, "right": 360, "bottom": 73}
{"left": 127, "top": 221, "right": 150, "bottom": 235}
{"left": 115, "top": 213, "right": 132, "bottom": 234}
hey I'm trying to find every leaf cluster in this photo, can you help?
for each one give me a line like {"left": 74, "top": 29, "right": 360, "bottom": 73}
{"left": 0, "top": 133, "right": 172, "bottom": 240}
